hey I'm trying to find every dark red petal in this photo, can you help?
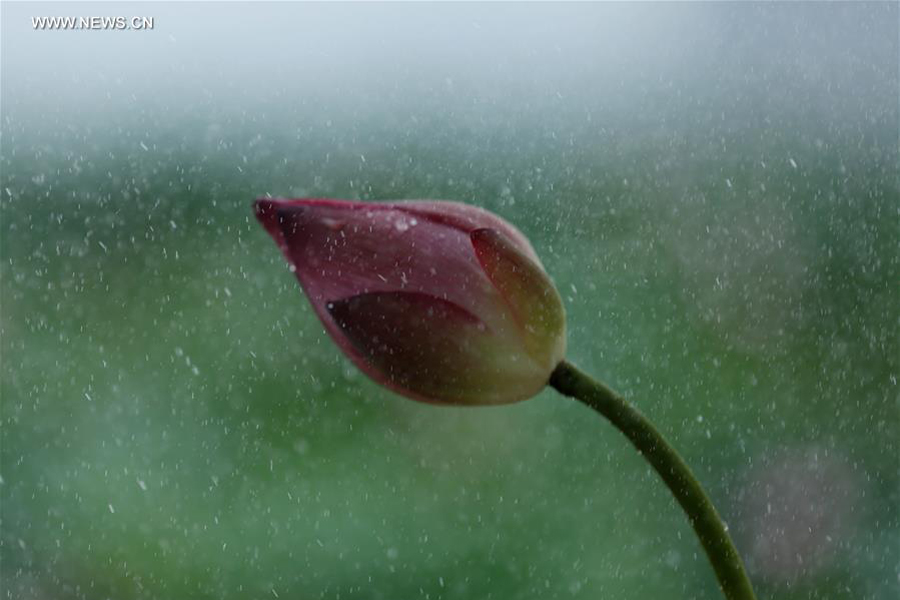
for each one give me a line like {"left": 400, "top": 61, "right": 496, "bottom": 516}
{"left": 326, "top": 291, "right": 505, "bottom": 404}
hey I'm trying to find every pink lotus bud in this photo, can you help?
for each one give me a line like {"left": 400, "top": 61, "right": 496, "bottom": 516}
{"left": 254, "top": 198, "right": 566, "bottom": 405}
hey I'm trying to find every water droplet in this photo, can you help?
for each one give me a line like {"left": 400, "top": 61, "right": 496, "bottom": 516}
{"left": 321, "top": 217, "right": 344, "bottom": 231}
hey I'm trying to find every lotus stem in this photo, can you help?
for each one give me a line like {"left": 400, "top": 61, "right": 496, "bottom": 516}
{"left": 549, "top": 360, "right": 757, "bottom": 600}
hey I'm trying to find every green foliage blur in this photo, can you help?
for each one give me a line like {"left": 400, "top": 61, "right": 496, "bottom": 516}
{"left": 2, "top": 3, "right": 897, "bottom": 599}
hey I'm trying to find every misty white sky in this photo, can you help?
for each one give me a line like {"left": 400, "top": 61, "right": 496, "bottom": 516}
{"left": 4, "top": 3, "right": 892, "bottom": 112}
{"left": 0, "top": 2, "right": 895, "bottom": 151}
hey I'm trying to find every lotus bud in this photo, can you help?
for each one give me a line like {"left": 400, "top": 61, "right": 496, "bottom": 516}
{"left": 254, "top": 198, "right": 566, "bottom": 405}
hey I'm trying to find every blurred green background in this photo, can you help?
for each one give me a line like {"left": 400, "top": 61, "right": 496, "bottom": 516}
{"left": 2, "top": 3, "right": 897, "bottom": 599}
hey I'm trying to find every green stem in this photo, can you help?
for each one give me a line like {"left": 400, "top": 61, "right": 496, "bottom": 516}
{"left": 548, "top": 360, "right": 757, "bottom": 600}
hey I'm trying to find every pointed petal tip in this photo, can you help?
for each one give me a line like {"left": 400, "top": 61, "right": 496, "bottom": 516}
{"left": 253, "top": 198, "right": 290, "bottom": 246}
{"left": 255, "top": 197, "right": 367, "bottom": 211}
{"left": 253, "top": 197, "right": 308, "bottom": 216}
{"left": 253, "top": 197, "right": 276, "bottom": 220}
{"left": 253, "top": 198, "right": 320, "bottom": 238}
